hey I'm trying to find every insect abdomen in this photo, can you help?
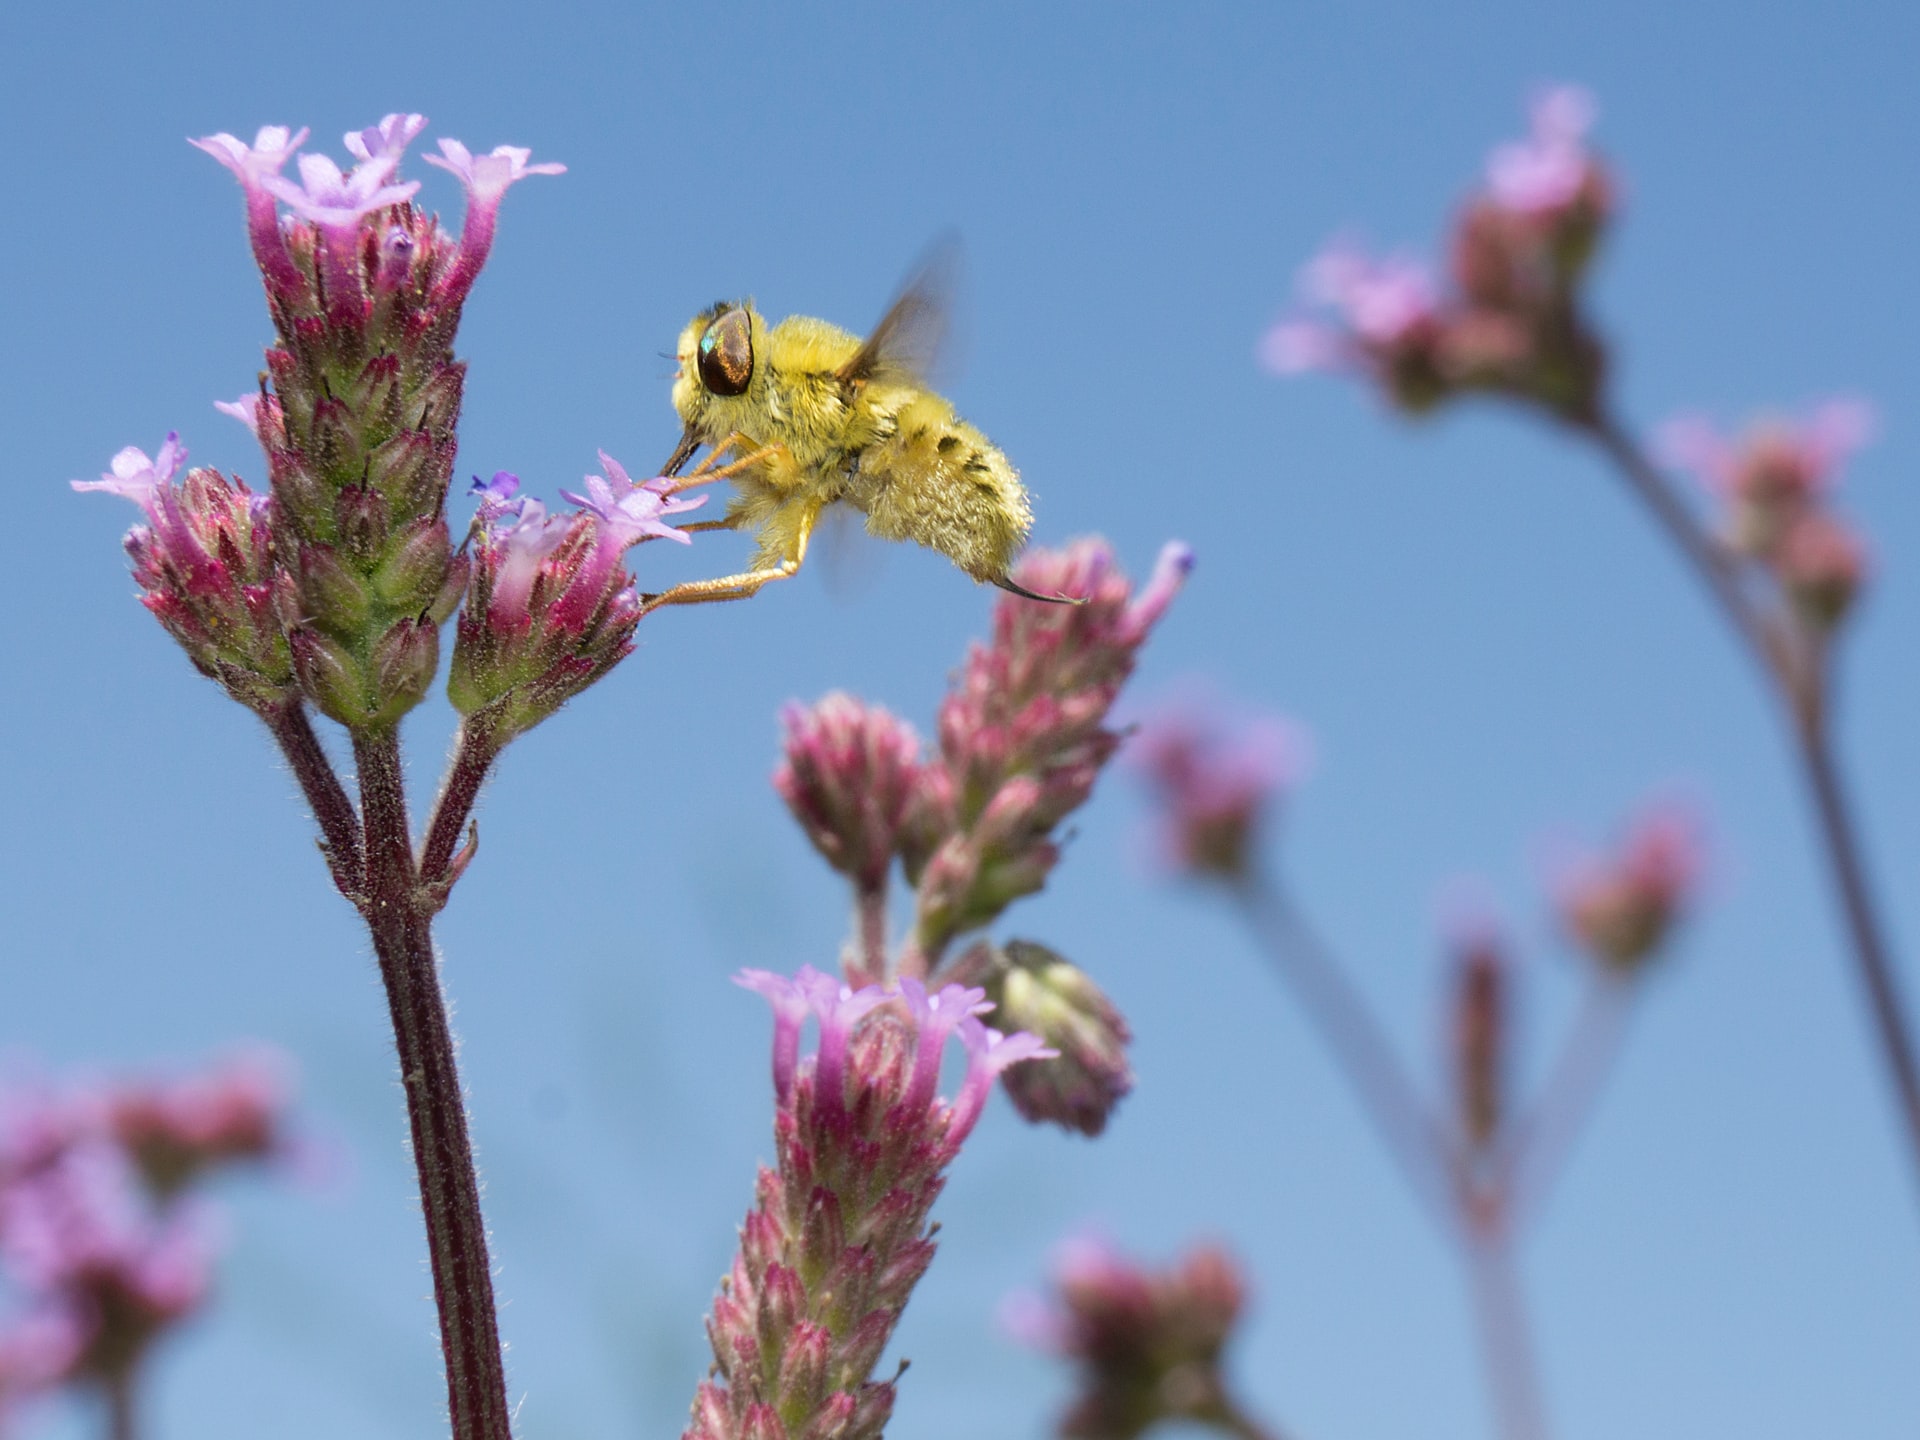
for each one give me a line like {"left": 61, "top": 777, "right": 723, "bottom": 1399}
{"left": 852, "top": 392, "right": 1032, "bottom": 582}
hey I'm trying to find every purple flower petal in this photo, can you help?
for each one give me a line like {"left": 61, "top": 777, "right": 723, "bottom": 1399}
{"left": 343, "top": 113, "right": 427, "bottom": 170}
{"left": 189, "top": 126, "right": 309, "bottom": 186}
{"left": 424, "top": 139, "right": 567, "bottom": 204}
{"left": 261, "top": 151, "right": 419, "bottom": 229}
{"left": 71, "top": 433, "right": 188, "bottom": 510}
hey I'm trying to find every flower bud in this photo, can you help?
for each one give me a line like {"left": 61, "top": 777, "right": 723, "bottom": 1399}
{"left": 1449, "top": 929, "right": 1508, "bottom": 1149}
{"left": 1778, "top": 510, "right": 1868, "bottom": 633}
{"left": 1557, "top": 804, "right": 1702, "bottom": 975}
{"left": 1011, "top": 1238, "right": 1249, "bottom": 1440}
{"left": 960, "top": 940, "right": 1134, "bottom": 1136}
{"left": 73, "top": 442, "right": 296, "bottom": 715}
{"left": 1130, "top": 697, "right": 1307, "bottom": 883}
{"left": 774, "top": 694, "right": 923, "bottom": 894}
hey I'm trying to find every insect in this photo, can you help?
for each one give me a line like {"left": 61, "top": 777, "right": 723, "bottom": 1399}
{"left": 642, "top": 243, "right": 1076, "bottom": 610}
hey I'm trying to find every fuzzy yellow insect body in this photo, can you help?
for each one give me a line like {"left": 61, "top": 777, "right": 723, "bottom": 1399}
{"left": 645, "top": 249, "right": 1064, "bottom": 611}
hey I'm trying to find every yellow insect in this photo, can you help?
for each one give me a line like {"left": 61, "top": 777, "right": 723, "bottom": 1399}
{"left": 643, "top": 244, "right": 1074, "bottom": 610}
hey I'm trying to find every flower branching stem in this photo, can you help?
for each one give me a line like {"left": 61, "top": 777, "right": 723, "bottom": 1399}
{"left": 1580, "top": 413, "right": 1920, "bottom": 1197}
{"left": 264, "top": 709, "right": 511, "bottom": 1440}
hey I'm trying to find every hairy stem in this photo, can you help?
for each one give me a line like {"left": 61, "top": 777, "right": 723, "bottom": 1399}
{"left": 1466, "top": 1240, "right": 1550, "bottom": 1440}
{"left": 851, "top": 881, "right": 890, "bottom": 986}
{"left": 1235, "top": 873, "right": 1454, "bottom": 1227}
{"left": 265, "top": 700, "right": 363, "bottom": 897}
{"left": 1583, "top": 413, "right": 1920, "bottom": 1195}
{"left": 420, "top": 721, "right": 500, "bottom": 887}
{"left": 352, "top": 728, "right": 512, "bottom": 1440}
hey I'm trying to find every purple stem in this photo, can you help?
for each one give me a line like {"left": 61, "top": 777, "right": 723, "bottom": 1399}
{"left": 265, "top": 700, "right": 363, "bottom": 897}
{"left": 352, "top": 727, "right": 512, "bottom": 1440}
{"left": 851, "top": 881, "right": 890, "bottom": 986}
{"left": 103, "top": 1369, "right": 137, "bottom": 1440}
{"left": 420, "top": 721, "right": 500, "bottom": 887}
{"left": 1235, "top": 873, "right": 1455, "bottom": 1228}
{"left": 1583, "top": 413, "right": 1920, "bottom": 1197}
{"left": 1503, "top": 977, "right": 1633, "bottom": 1228}
{"left": 1466, "top": 1239, "right": 1551, "bottom": 1440}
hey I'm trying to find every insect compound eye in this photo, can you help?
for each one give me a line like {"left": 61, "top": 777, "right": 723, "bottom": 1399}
{"left": 697, "top": 309, "right": 754, "bottom": 397}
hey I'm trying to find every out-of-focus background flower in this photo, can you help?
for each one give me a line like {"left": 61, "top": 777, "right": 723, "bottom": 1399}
{"left": 4, "top": 2, "right": 1916, "bottom": 1437}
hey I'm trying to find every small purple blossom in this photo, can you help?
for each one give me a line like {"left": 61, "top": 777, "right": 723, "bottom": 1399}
{"left": 559, "top": 451, "right": 704, "bottom": 547}
{"left": 1486, "top": 85, "right": 1599, "bottom": 216}
{"left": 261, "top": 151, "right": 420, "bottom": 229}
{"left": 343, "top": 113, "right": 427, "bottom": 172}
{"left": 423, "top": 139, "right": 567, "bottom": 204}
{"left": 952, "top": 1019, "right": 1055, "bottom": 1142}
{"left": 1261, "top": 241, "right": 1440, "bottom": 377}
{"left": 69, "top": 434, "right": 187, "bottom": 511}
{"left": 213, "top": 393, "right": 260, "bottom": 439}
{"left": 188, "top": 125, "right": 308, "bottom": 188}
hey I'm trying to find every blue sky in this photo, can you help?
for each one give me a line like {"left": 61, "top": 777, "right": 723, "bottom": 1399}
{"left": 4, "top": 2, "right": 1918, "bottom": 1437}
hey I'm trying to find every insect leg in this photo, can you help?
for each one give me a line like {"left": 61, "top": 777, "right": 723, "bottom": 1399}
{"left": 663, "top": 439, "right": 792, "bottom": 496}
{"left": 636, "top": 503, "right": 821, "bottom": 614}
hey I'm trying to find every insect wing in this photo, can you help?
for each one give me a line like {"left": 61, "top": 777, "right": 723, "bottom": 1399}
{"left": 836, "top": 235, "right": 961, "bottom": 387}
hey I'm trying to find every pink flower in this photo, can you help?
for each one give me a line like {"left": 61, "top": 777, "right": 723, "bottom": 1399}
{"left": 1556, "top": 804, "right": 1704, "bottom": 974}
{"left": 905, "top": 539, "right": 1190, "bottom": 957}
{"left": 1777, "top": 510, "right": 1870, "bottom": 631}
{"left": 449, "top": 458, "right": 704, "bottom": 740}
{"left": 1658, "top": 401, "right": 1875, "bottom": 560}
{"left": 1486, "top": 85, "right": 1599, "bottom": 217}
{"left": 423, "top": 138, "right": 565, "bottom": 306}
{"left": 1130, "top": 692, "right": 1309, "bottom": 881}
{"left": 1261, "top": 240, "right": 1442, "bottom": 379}
{"left": 188, "top": 125, "right": 309, "bottom": 190}
{"left": 693, "top": 968, "right": 1051, "bottom": 1440}
{"left": 773, "top": 694, "right": 925, "bottom": 895}
{"left": 1013, "top": 1237, "right": 1250, "bottom": 1440}
{"left": 73, "top": 442, "right": 294, "bottom": 713}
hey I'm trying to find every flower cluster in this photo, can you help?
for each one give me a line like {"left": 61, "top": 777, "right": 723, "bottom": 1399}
{"left": 447, "top": 462, "right": 702, "bottom": 742}
{"left": 1128, "top": 695, "right": 1308, "bottom": 883}
{"left": 1006, "top": 1238, "right": 1253, "bottom": 1440}
{"left": 906, "top": 540, "right": 1193, "bottom": 956}
{"left": 79, "top": 116, "right": 570, "bottom": 732}
{"left": 688, "top": 967, "right": 1049, "bottom": 1440}
{"left": 1266, "top": 85, "right": 1611, "bottom": 420}
{"left": 0, "top": 1054, "right": 291, "bottom": 1426}
{"left": 770, "top": 540, "right": 1188, "bottom": 1134}
{"left": 1661, "top": 402, "right": 1874, "bottom": 636}
{"left": 72, "top": 437, "right": 293, "bottom": 714}
{"left": 1555, "top": 804, "right": 1703, "bottom": 975}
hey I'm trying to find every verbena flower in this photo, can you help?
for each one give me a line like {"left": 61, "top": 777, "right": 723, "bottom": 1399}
{"left": 177, "top": 112, "right": 562, "bottom": 729}
{"left": 1007, "top": 1237, "right": 1251, "bottom": 1440}
{"left": 1555, "top": 804, "right": 1703, "bottom": 975}
{"left": 448, "top": 458, "right": 702, "bottom": 742}
{"left": 689, "top": 966, "right": 1050, "bottom": 1440}
{"left": 73, "top": 438, "right": 295, "bottom": 714}
{"left": 947, "top": 939, "right": 1134, "bottom": 1136}
{"left": 1129, "top": 693, "right": 1308, "bottom": 883}
{"left": 905, "top": 540, "right": 1192, "bottom": 959}
{"left": 774, "top": 695, "right": 925, "bottom": 897}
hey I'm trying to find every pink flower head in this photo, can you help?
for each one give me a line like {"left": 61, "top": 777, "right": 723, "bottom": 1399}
{"left": 1262, "top": 240, "right": 1444, "bottom": 380}
{"left": 1014, "top": 1238, "right": 1250, "bottom": 1439}
{"left": 1778, "top": 509, "right": 1870, "bottom": 631}
{"left": 1556, "top": 804, "right": 1704, "bottom": 974}
{"left": 102, "top": 1049, "right": 291, "bottom": 1198}
{"left": 1659, "top": 400, "right": 1875, "bottom": 560}
{"left": 1486, "top": 85, "right": 1600, "bottom": 217}
{"left": 1129, "top": 690, "right": 1309, "bottom": 881}
{"left": 908, "top": 539, "right": 1189, "bottom": 955}
{"left": 696, "top": 966, "right": 1049, "bottom": 1439}
{"left": 774, "top": 693, "right": 925, "bottom": 896}
{"left": 73, "top": 441, "right": 294, "bottom": 711}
